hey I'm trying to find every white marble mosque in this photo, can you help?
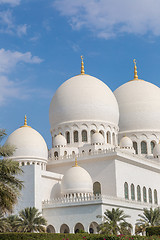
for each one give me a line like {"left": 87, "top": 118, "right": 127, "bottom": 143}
{"left": 5, "top": 57, "right": 160, "bottom": 234}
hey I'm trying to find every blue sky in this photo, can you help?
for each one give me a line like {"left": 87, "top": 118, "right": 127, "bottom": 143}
{"left": 1, "top": 0, "right": 160, "bottom": 148}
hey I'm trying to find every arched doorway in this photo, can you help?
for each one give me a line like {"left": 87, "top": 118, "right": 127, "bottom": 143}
{"left": 89, "top": 222, "right": 98, "bottom": 233}
{"left": 60, "top": 224, "right": 70, "bottom": 233}
{"left": 74, "top": 223, "right": 84, "bottom": 233}
{"left": 46, "top": 225, "right": 55, "bottom": 233}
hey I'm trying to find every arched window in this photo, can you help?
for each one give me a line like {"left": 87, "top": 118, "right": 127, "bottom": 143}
{"left": 54, "top": 151, "right": 58, "bottom": 157}
{"left": 74, "top": 223, "right": 84, "bottom": 234}
{"left": 112, "top": 133, "right": 115, "bottom": 145}
{"left": 90, "top": 130, "right": 95, "bottom": 139}
{"left": 107, "top": 131, "right": 111, "bottom": 144}
{"left": 93, "top": 182, "right": 101, "bottom": 195}
{"left": 154, "top": 189, "right": 158, "bottom": 204}
{"left": 99, "top": 130, "right": 104, "bottom": 136}
{"left": 47, "top": 225, "right": 56, "bottom": 233}
{"left": 72, "top": 151, "right": 75, "bottom": 156}
{"left": 82, "top": 130, "right": 87, "bottom": 142}
{"left": 89, "top": 222, "right": 98, "bottom": 234}
{"left": 64, "top": 151, "right": 67, "bottom": 156}
{"left": 151, "top": 141, "right": 155, "bottom": 154}
{"left": 149, "top": 188, "right": 152, "bottom": 203}
{"left": 60, "top": 224, "right": 70, "bottom": 233}
{"left": 74, "top": 131, "right": 78, "bottom": 143}
{"left": 131, "top": 184, "right": 135, "bottom": 200}
{"left": 133, "top": 142, "right": 138, "bottom": 154}
{"left": 137, "top": 185, "right": 141, "bottom": 201}
{"left": 65, "top": 131, "right": 70, "bottom": 144}
{"left": 124, "top": 182, "right": 129, "bottom": 199}
{"left": 141, "top": 141, "right": 147, "bottom": 154}
{"left": 143, "top": 187, "right": 147, "bottom": 202}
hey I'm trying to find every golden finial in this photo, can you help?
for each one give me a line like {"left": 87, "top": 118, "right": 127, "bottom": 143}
{"left": 74, "top": 157, "right": 78, "bottom": 167}
{"left": 20, "top": 115, "right": 31, "bottom": 128}
{"left": 81, "top": 56, "right": 85, "bottom": 75}
{"left": 24, "top": 115, "right": 27, "bottom": 126}
{"left": 133, "top": 59, "right": 138, "bottom": 80}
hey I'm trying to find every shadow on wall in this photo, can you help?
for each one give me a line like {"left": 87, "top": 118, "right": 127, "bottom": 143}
{"left": 50, "top": 182, "right": 61, "bottom": 199}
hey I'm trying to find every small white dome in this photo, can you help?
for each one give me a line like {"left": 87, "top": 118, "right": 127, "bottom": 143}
{"left": 91, "top": 132, "right": 104, "bottom": 145}
{"left": 153, "top": 143, "right": 160, "bottom": 158}
{"left": 120, "top": 136, "right": 133, "bottom": 148}
{"left": 53, "top": 134, "right": 67, "bottom": 147}
{"left": 49, "top": 74, "right": 119, "bottom": 130}
{"left": 114, "top": 80, "right": 160, "bottom": 133}
{"left": 5, "top": 125, "right": 48, "bottom": 161}
{"left": 61, "top": 164, "right": 93, "bottom": 195}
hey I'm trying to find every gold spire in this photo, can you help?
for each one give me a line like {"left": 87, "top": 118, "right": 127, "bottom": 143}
{"left": 20, "top": 115, "right": 31, "bottom": 128}
{"left": 73, "top": 157, "right": 78, "bottom": 167}
{"left": 133, "top": 59, "right": 138, "bottom": 80}
{"left": 81, "top": 56, "right": 85, "bottom": 75}
{"left": 24, "top": 115, "right": 27, "bottom": 126}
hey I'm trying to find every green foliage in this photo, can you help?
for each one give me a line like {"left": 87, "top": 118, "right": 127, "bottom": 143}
{"left": 15, "top": 207, "right": 47, "bottom": 232}
{"left": 0, "top": 233, "right": 159, "bottom": 240}
{"left": 146, "top": 226, "right": 160, "bottom": 236}
{"left": 0, "top": 210, "right": 10, "bottom": 232}
{"left": 97, "top": 208, "right": 132, "bottom": 235}
{"left": 136, "top": 208, "right": 160, "bottom": 235}
{"left": 0, "top": 129, "right": 23, "bottom": 214}
{"left": 6, "top": 214, "right": 21, "bottom": 232}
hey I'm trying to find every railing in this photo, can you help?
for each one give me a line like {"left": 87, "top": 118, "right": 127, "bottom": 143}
{"left": 42, "top": 194, "right": 102, "bottom": 207}
{"left": 42, "top": 194, "right": 159, "bottom": 208}
{"left": 48, "top": 147, "right": 116, "bottom": 161}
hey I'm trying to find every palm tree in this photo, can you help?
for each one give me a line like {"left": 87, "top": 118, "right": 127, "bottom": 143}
{"left": 0, "top": 129, "right": 23, "bottom": 213}
{"left": 6, "top": 215, "right": 21, "bottom": 232}
{"left": 0, "top": 210, "right": 10, "bottom": 232}
{"left": 17, "top": 207, "right": 47, "bottom": 232}
{"left": 136, "top": 207, "right": 160, "bottom": 235}
{"left": 97, "top": 208, "right": 132, "bottom": 235}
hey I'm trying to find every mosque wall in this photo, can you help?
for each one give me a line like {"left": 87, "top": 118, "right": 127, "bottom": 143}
{"left": 115, "top": 159, "right": 160, "bottom": 204}
{"left": 43, "top": 203, "right": 102, "bottom": 233}
{"left": 41, "top": 170, "right": 63, "bottom": 201}
{"left": 14, "top": 165, "right": 37, "bottom": 213}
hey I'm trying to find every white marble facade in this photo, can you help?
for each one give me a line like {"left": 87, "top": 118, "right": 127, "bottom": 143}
{"left": 5, "top": 61, "right": 160, "bottom": 234}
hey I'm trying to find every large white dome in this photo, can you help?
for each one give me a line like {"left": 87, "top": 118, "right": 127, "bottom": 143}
{"left": 49, "top": 74, "right": 119, "bottom": 130}
{"left": 5, "top": 124, "right": 48, "bottom": 161}
{"left": 114, "top": 79, "right": 160, "bottom": 133}
{"left": 61, "top": 163, "right": 93, "bottom": 195}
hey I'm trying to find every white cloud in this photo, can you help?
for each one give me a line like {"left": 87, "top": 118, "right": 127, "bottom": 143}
{"left": 53, "top": 0, "right": 160, "bottom": 39}
{"left": 17, "top": 24, "right": 27, "bottom": 37}
{"left": 0, "top": 48, "right": 44, "bottom": 106}
{"left": 0, "top": 10, "right": 27, "bottom": 36}
{"left": 0, "top": 76, "right": 27, "bottom": 106}
{"left": 0, "top": 0, "right": 20, "bottom": 6}
{"left": 0, "top": 48, "right": 43, "bottom": 74}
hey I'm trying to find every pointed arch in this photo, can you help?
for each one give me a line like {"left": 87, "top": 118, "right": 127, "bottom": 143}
{"left": 124, "top": 182, "right": 129, "bottom": 199}
{"left": 82, "top": 130, "right": 87, "bottom": 142}
{"left": 93, "top": 182, "right": 101, "bottom": 195}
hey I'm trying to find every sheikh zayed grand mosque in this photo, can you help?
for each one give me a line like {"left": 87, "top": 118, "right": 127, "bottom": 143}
{"left": 5, "top": 57, "right": 160, "bottom": 234}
